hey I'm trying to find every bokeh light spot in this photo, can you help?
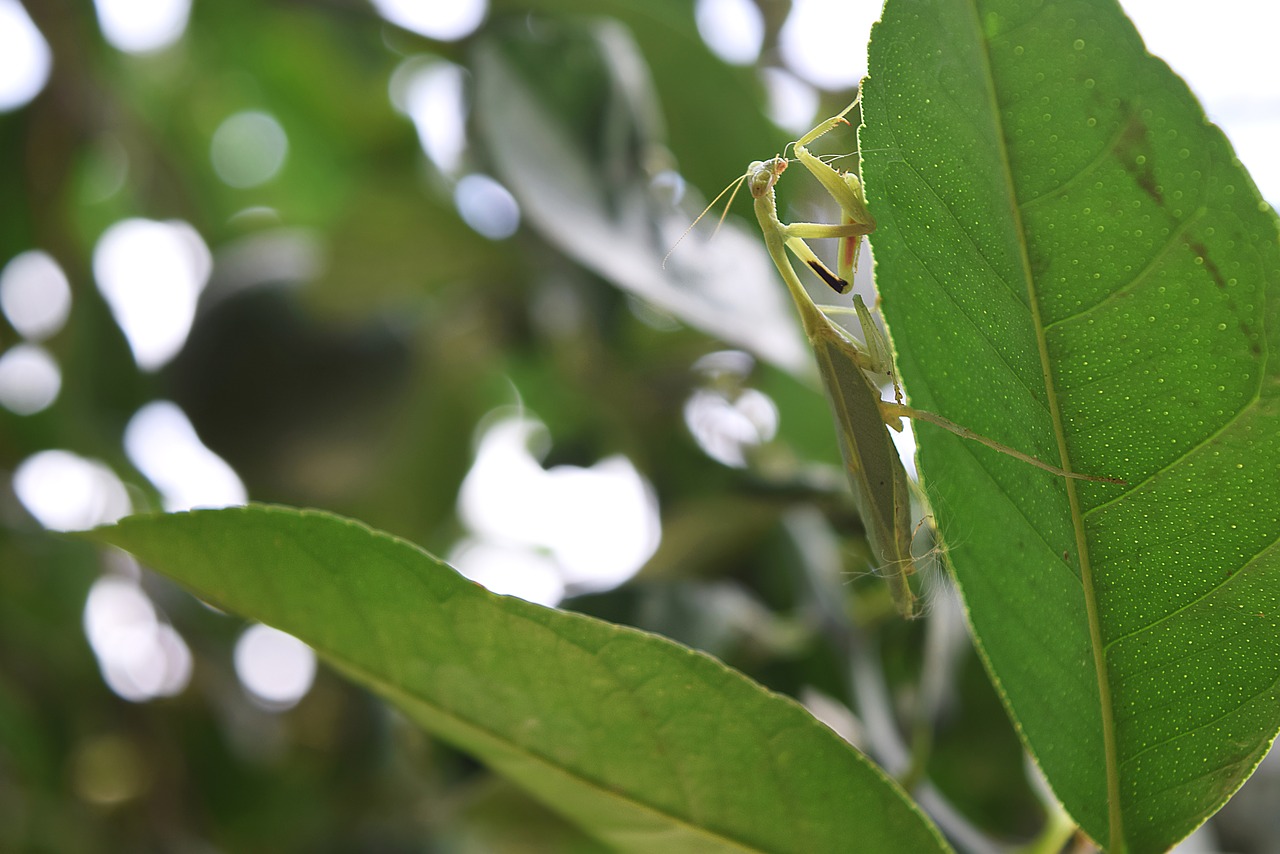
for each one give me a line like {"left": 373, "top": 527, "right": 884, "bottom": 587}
{"left": 124, "top": 400, "right": 247, "bottom": 511}
{"left": 371, "top": 0, "right": 487, "bottom": 41}
{"left": 448, "top": 539, "right": 566, "bottom": 607}
{"left": 0, "top": 343, "right": 61, "bottom": 415}
{"left": 761, "top": 67, "right": 820, "bottom": 135}
{"left": 93, "top": 0, "right": 191, "bottom": 54}
{"left": 83, "top": 576, "right": 192, "bottom": 703}
{"left": 14, "top": 450, "right": 131, "bottom": 531}
{"left": 540, "top": 458, "right": 662, "bottom": 590}
{"left": 234, "top": 624, "right": 317, "bottom": 710}
{"left": 779, "top": 0, "right": 877, "bottom": 90}
{"left": 210, "top": 110, "right": 289, "bottom": 188}
{"left": 684, "top": 351, "right": 779, "bottom": 467}
{"left": 392, "top": 59, "right": 467, "bottom": 176}
{"left": 0, "top": 0, "right": 51, "bottom": 112}
{"left": 685, "top": 387, "right": 779, "bottom": 468}
{"left": 456, "top": 413, "right": 661, "bottom": 604}
{"left": 696, "top": 0, "right": 764, "bottom": 65}
{"left": 0, "top": 249, "right": 73, "bottom": 340}
{"left": 92, "top": 218, "right": 211, "bottom": 371}
{"left": 454, "top": 174, "right": 520, "bottom": 240}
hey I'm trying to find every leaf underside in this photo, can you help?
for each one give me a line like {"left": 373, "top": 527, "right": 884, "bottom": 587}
{"left": 861, "top": 1, "right": 1280, "bottom": 851}
{"left": 89, "top": 506, "right": 951, "bottom": 854}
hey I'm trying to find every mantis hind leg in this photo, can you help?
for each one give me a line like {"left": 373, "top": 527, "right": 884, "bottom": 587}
{"left": 884, "top": 403, "right": 1128, "bottom": 485}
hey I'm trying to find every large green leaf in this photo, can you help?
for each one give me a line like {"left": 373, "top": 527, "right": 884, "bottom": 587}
{"left": 860, "top": 1, "right": 1280, "bottom": 851}
{"left": 89, "top": 506, "right": 950, "bottom": 854}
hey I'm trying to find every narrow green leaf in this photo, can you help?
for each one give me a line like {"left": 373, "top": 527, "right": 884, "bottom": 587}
{"left": 861, "top": 1, "right": 1280, "bottom": 851}
{"left": 88, "top": 506, "right": 950, "bottom": 854}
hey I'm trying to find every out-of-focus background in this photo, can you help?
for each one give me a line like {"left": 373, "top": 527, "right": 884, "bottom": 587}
{"left": 1, "top": 1, "right": 1276, "bottom": 851}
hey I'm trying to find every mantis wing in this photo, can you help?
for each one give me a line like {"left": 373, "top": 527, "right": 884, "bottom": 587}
{"left": 813, "top": 326, "right": 918, "bottom": 618}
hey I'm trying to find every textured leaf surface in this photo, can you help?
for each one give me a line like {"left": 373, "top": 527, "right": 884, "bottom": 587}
{"left": 860, "top": 1, "right": 1280, "bottom": 851}
{"left": 90, "top": 506, "right": 949, "bottom": 854}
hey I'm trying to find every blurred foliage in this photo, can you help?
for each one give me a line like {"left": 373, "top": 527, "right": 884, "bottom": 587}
{"left": 2, "top": 0, "right": 1274, "bottom": 852}
{"left": 2, "top": 2, "right": 964, "bottom": 851}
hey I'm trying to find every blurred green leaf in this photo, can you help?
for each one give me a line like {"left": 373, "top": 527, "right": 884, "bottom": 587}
{"left": 89, "top": 505, "right": 951, "bottom": 854}
{"left": 861, "top": 0, "right": 1280, "bottom": 850}
{"left": 473, "top": 28, "right": 812, "bottom": 375}
{"left": 489, "top": 0, "right": 780, "bottom": 194}
{"left": 451, "top": 776, "right": 612, "bottom": 853}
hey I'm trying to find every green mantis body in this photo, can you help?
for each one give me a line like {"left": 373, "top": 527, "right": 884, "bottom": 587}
{"left": 747, "top": 111, "right": 921, "bottom": 615}
{"left": 746, "top": 101, "right": 1121, "bottom": 618}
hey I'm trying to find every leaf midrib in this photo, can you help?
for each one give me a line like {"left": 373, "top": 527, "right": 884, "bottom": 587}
{"left": 224, "top": 519, "right": 771, "bottom": 853}
{"left": 324, "top": 646, "right": 765, "bottom": 854}
{"left": 959, "top": 0, "right": 1125, "bottom": 848}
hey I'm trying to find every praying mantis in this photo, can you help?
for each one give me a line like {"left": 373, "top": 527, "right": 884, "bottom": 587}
{"left": 741, "top": 98, "right": 1122, "bottom": 618}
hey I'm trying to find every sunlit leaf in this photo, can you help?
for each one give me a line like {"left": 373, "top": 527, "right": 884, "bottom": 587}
{"left": 861, "top": 1, "right": 1280, "bottom": 850}
{"left": 89, "top": 506, "right": 951, "bottom": 854}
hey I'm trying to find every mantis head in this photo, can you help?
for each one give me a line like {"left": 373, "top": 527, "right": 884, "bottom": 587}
{"left": 748, "top": 157, "right": 788, "bottom": 199}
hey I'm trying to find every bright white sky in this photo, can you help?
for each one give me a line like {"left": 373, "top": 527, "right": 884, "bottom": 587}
{"left": 695, "top": 0, "right": 1280, "bottom": 201}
